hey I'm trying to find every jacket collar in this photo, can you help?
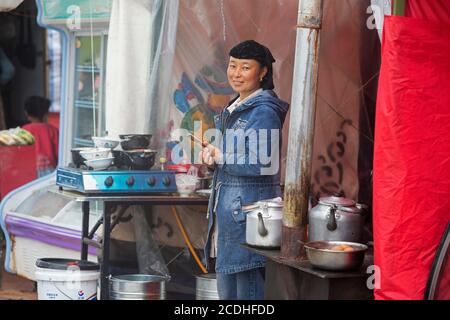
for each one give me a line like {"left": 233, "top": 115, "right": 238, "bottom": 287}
{"left": 225, "top": 89, "right": 271, "bottom": 115}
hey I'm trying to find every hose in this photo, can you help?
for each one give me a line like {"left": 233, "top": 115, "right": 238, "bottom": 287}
{"left": 171, "top": 206, "right": 208, "bottom": 274}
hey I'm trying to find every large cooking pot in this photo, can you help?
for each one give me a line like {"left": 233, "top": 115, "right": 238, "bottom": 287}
{"left": 112, "top": 149, "right": 156, "bottom": 170}
{"left": 308, "top": 195, "right": 367, "bottom": 243}
{"left": 243, "top": 198, "right": 283, "bottom": 249}
{"left": 119, "top": 134, "right": 152, "bottom": 150}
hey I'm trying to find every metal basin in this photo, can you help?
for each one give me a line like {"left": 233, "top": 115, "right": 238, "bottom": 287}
{"left": 305, "top": 241, "right": 367, "bottom": 271}
{"left": 109, "top": 274, "right": 169, "bottom": 300}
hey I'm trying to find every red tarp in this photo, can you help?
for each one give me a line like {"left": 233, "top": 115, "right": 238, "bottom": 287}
{"left": 373, "top": 15, "right": 450, "bottom": 300}
{"left": 0, "top": 145, "right": 36, "bottom": 199}
{"left": 405, "top": 0, "right": 450, "bottom": 24}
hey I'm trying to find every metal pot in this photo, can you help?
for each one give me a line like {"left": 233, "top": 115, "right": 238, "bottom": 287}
{"left": 112, "top": 149, "right": 156, "bottom": 170}
{"left": 119, "top": 134, "right": 152, "bottom": 150}
{"left": 243, "top": 198, "right": 283, "bottom": 249}
{"left": 109, "top": 274, "right": 169, "bottom": 300}
{"left": 304, "top": 240, "right": 368, "bottom": 271}
{"left": 308, "top": 195, "right": 367, "bottom": 243}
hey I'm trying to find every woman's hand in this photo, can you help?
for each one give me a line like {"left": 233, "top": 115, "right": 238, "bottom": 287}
{"left": 199, "top": 142, "right": 222, "bottom": 166}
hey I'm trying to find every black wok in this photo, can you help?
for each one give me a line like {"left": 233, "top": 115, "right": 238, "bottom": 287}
{"left": 119, "top": 134, "right": 152, "bottom": 150}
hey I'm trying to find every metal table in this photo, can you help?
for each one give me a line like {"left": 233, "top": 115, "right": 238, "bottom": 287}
{"left": 53, "top": 189, "right": 209, "bottom": 300}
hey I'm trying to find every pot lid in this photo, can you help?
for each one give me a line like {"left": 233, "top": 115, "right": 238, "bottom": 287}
{"left": 36, "top": 258, "right": 100, "bottom": 271}
{"left": 260, "top": 197, "right": 284, "bottom": 208}
{"left": 339, "top": 206, "right": 361, "bottom": 213}
{"left": 243, "top": 197, "right": 284, "bottom": 212}
{"left": 319, "top": 196, "right": 355, "bottom": 207}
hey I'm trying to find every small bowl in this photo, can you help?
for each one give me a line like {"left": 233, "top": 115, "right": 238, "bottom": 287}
{"left": 71, "top": 147, "right": 95, "bottom": 166}
{"left": 79, "top": 148, "right": 111, "bottom": 161}
{"left": 84, "top": 157, "right": 115, "bottom": 170}
{"left": 176, "top": 183, "right": 197, "bottom": 197}
{"left": 175, "top": 174, "right": 198, "bottom": 197}
{"left": 92, "top": 136, "right": 121, "bottom": 149}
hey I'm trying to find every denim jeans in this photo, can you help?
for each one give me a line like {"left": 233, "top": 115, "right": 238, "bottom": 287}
{"left": 216, "top": 268, "right": 265, "bottom": 300}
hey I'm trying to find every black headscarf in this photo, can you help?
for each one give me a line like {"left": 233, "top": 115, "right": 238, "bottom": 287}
{"left": 229, "top": 40, "right": 276, "bottom": 90}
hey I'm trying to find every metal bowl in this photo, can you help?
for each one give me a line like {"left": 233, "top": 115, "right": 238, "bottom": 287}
{"left": 305, "top": 241, "right": 367, "bottom": 271}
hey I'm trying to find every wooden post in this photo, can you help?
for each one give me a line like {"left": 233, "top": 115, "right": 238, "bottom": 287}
{"left": 281, "top": 0, "right": 323, "bottom": 260}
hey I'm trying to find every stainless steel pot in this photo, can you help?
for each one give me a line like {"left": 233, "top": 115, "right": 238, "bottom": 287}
{"left": 243, "top": 198, "right": 283, "bottom": 249}
{"left": 308, "top": 196, "right": 367, "bottom": 243}
{"left": 305, "top": 240, "right": 367, "bottom": 271}
{"left": 109, "top": 274, "right": 169, "bottom": 300}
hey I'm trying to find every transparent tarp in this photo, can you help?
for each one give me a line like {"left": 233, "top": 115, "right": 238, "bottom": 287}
{"left": 105, "top": 0, "right": 379, "bottom": 202}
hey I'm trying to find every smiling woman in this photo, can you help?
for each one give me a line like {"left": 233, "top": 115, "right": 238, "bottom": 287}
{"left": 227, "top": 57, "right": 267, "bottom": 101}
{"left": 199, "top": 40, "right": 289, "bottom": 300}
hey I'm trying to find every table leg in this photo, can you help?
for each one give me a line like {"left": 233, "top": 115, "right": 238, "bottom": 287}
{"left": 81, "top": 201, "right": 90, "bottom": 260}
{"left": 100, "top": 201, "right": 112, "bottom": 300}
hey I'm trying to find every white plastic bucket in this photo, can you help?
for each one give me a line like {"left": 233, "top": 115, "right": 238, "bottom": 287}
{"left": 35, "top": 258, "right": 100, "bottom": 300}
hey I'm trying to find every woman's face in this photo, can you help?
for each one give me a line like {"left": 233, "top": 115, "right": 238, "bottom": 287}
{"left": 227, "top": 57, "right": 267, "bottom": 100}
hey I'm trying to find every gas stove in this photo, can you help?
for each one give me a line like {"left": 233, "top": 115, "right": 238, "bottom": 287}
{"left": 56, "top": 166, "right": 177, "bottom": 194}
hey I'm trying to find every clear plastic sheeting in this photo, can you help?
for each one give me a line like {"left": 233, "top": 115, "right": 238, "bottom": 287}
{"left": 150, "top": 205, "right": 208, "bottom": 249}
{"left": 166, "top": 0, "right": 298, "bottom": 163}
{"left": 132, "top": 206, "right": 170, "bottom": 278}
{"left": 105, "top": 0, "right": 179, "bottom": 140}
{"left": 166, "top": 0, "right": 378, "bottom": 202}
{"left": 105, "top": 0, "right": 379, "bottom": 201}
{"left": 309, "top": 0, "right": 380, "bottom": 202}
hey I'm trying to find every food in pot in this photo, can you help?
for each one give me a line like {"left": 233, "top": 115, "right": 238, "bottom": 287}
{"left": 330, "top": 244, "right": 355, "bottom": 252}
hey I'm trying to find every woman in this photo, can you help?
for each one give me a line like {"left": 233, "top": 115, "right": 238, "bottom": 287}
{"left": 200, "top": 40, "right": 289, "bottom": 300}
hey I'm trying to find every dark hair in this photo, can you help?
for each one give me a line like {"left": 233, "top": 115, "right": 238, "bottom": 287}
{"left": 24, "top": 96, "right": 51, "bottom": 121}
{"left": 229, "top": 40, "right": 276, "bottom": 90}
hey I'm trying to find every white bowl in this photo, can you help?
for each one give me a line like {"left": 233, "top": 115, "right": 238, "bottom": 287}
{"left": 84, "top": 157, "right": 114, "bottom": 170}
{"left": 175, "top": 174, "right": 198, "bottom": 197}
{"left": 177, "top": 184, "right": 197, "bottom": 197}
{"left": 79, "top": 148, "right": 111, "bottom": 161}
{"left": 92, "top": 136, "right": 120, "bottom": 149}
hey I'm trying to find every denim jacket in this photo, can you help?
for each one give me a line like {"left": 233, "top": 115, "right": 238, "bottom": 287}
{"left": 204, "top": 90, "right": 289, "bottom": 274}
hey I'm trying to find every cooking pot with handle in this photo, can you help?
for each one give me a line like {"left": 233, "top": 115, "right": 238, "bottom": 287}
{"left": 308, "top": 195, "right": 367, "bottom": 243}
{"left": 243, "top": 198, "right": 283, "bottom": 249}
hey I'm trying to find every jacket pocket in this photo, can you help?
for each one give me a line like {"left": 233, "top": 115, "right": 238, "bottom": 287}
{"left": 231, "top": 118, "right": 248, "bottom": 130}
{"left": 231, "top": 196, "right": 246, "bottom": 225}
